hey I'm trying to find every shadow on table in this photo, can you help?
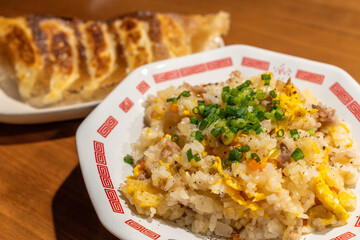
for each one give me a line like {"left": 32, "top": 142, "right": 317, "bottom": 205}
{"left": 52, "top": 165, "right": 118, "bottom": 240}
{"left": 0, "top": 119, "right": 83, "bottom": 145}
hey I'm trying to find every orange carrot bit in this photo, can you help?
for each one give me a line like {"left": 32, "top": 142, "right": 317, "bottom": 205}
{"left": 140, "top": 159, "right": 146, "bottom": 169}
{"left": 169, "top": 103, "right": 178, "bottom": 113}
{"left": 246, "top": 159, "right": 267, "bottom": 171}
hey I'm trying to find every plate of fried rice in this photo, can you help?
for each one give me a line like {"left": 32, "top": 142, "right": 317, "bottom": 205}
{"left": 76, "top": 45, "right": 360, "bottom": 240}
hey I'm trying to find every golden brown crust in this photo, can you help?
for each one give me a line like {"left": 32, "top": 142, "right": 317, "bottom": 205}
{"left": 5, "top": 26, "right": 35, "bottom": 66}
{"left": 0, "top": 11, "right": 230, "bottom": 108}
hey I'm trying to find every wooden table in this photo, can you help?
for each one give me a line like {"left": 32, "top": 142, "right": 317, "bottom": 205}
{"left": 0, "top": 0, "right": 360, "bottom": 239}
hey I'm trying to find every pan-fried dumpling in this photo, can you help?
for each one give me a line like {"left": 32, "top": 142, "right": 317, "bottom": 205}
{"left": 0, "top": 11, "right": 230, "bottom": 108}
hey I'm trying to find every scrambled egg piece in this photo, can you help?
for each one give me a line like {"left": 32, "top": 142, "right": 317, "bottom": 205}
{"left": 277, "top": 84, "right": 317, "bottom": 130}
{"left": 122, "top": 178, "right": 163, "bottom": 208}
{"left": 314, "top": 175, "right": 349, "bottom": 222}
{"left": 338, "top": 190, "right": 357, "bottom": 212}
{"left": 329, "top": 124, "right": 353, "bottom": 148}
{"left": 308, "top": 205, "right": 336, "bottom": 225}
{"left": 211, "top": 157, "right": 261, "bottom": 213}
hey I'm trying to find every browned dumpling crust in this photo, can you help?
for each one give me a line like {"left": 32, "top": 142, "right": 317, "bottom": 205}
{"left": 0, "top": 11, "right": 230, "bottom": 108}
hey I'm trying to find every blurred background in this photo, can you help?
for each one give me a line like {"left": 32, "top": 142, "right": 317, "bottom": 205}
{"left": 0, "top": 0, "right": 360, "bottom": 240}
{"left": 0, "top": 0, "right": 360, "bottom": 80}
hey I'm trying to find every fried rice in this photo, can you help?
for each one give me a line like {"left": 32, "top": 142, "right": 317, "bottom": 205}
{"left": 120, "top": 70, "right": 360, "bottom": 240}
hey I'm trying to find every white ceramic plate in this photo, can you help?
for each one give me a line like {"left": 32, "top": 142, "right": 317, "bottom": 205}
{"left": 0, "top": 38, "right": 225, "bottom": 125}
{"left": 76, "top": 45, "right": 360, "bottom": 240}
{"left": 0, "top": 70, "right": 100, "bottom": 124}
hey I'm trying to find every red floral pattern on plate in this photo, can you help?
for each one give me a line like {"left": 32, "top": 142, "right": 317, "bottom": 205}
{"left": 241, "top": 57, "right": 270, "bottom": 70}
{"left": 330, "top": 232, "right": 356, "bottom": 240}
{"left": 119, "top": 97, "right": 134, "bottom": 113}
{"left": 330, "top": 82, "right": 353, "bottom": 105}
{"left": 136, "top": 81, "right": 150, "bottom": 95}
{"left": 295, "top": 69, "right": 324, "bottom": 85}
{"left": 153, "top": 57, "right": 233, "bottom": 83}
{"left": 125, "top": 219, "right": 160, "bottom": 239}
{"left": 97, "top": 116, "right": 118, "bottom": 138}
{"left": 93, "top": 141, "right": 124, "bottom": 214}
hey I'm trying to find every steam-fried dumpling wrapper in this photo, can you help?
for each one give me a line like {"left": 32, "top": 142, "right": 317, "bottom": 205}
{"left": 0, "top": 11, "right": 230, "bottom": 108}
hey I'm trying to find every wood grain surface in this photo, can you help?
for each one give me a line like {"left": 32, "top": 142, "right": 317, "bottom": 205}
{"left": 0, "top": 0, "right": 360, "bottom": 239}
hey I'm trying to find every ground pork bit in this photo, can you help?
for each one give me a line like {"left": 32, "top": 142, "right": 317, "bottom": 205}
{"left": 230, "top": 70, "right": 242, "bottom": 79}
{"left": 183, "top": 82, "right": 219, "bottom": 95}
{"left": 183, "top": 82, "right": 207, "bottom": 94}
{"left": 317, "top": 103, "right": 338, "bottom": 125}
{"left": 135, "top": 157, "right": 151, "bottom": 180}
{"left": 160, "top": 138, "right": 181, "bottom": 159}
{"left": 137, "top": 170, "right": 151, "bottom": 180}
{"left": 286, "top": 77, "right": 292, "bottom": 85}
{"left": 279, "top": 142, "right": 291, "bottom": 167}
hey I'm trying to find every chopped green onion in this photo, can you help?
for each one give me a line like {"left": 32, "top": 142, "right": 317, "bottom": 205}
{"left": 255, "top": 104, "right": 265, "bottom": 112}
{"left": 179, "top": 90, "right": 191, "bottom": 97}
{"left": 187, "top": 149, "right": 193, "bottom": 162}
{"left": 290, "top": 129, "right": 300, "bottom": 140}
{"left": 264, "top": 79, "right": 270, "bottom": 85}
{"left": 237, "top": 80, "right": 252, "bottom": 90}
{"left": 252, "top": 122, "right": 261, "bottom": 130}
{"left": 248, "top": 114, "right": 258, "bottom": 124}
{"left": 241, "top": 99, "right": 249, "bottom": 108}
{"left": 269, "top": 90, "right": 277, "bottom": 98}
{"left": 264, "top": 111, "right": 272, "bottom": 120}
{"left": 274, "top": 109, "right": 284, "bottom": 120}
{"left": 290, "top": 129, "right": 298, "bottom": 135}
{"left": 307, "top": 128, "right": 315, "bottom": 136}
{"left": 273, "top": 100, "right": 280, "bottom": 105}
{"left": 192, "top": 107, "right": 199, "bottom": 114}
{"left": 171, "top": 134, "right": 180, "bottom": 142}
{"left": 261, "top": 73, "right": 271, "bottom": 80}
{"left": 194, "top": 131, "right": 204, "bottom": 142}
{"left": 232, "top": 96, "right": 242, "bottom": 104}
{"left": 221, "top": 92, "right": 231, "bottom": 102}
{"left": 218, "top": 108, "right": 226, "bottom": 118}
{"left": 251, "top": 153, "right": 261, "bottom": 162}
{"left": 222, "top": 86, "right": 230, "bottom": 92}
{"left": 255, "top": 127, "right": 263, "bottom": 134}
{"left": 248, "top": 100, "right": 257, "bottom": 106}
{"left": 229, "top": 148, "right": 243, "bottom": 162}
{"left": 239, "top": 145, "right": 250, "bottom": 152}
{"left": 166, "top": 97, "right": 177, "bottom": 102}
{"left": 276, "top": 129, "right": 285, "bottom": 137}
{"left": 255, "top": 90, "right": 267, "bottom": 100}
{"left": 215, "top": 120, "right": 227, "bottom": 128}
{"left": 193, "top": 153, "right": 201, "bottom": 162}
{"left": 291, "top": 148, "right": 304, "bottom": 161}
{"left": 230, "top": 89, "right": 239, "bottom": 96}
{"left": 242, "top": 129, "right": 249, "bottom": 135}
{"left": 229, "top": 126, "right": 239, "bottom": 133}
{"left": 211, "top": 127, "right": 223, "bottom": 137}
{"left": 198, "top": 105, "right": 206, "bottom": 115}
{"left": 222, "top": 131, "right": 235, "bottom": 145}
{"left": 229, "top": 118, "right": 247, "bottom": 129}
{"left": 244, "top": 79, "right": 252, "bottom": 86}
{"left": 197, "top": 100, "right": 205, "bottom": 105}
{"left": 206, "top": 112, "right": 219, "bottom": 124}
{"left": 123, "top": 156, "right": 134, "bottom": 164}
{"left": 244, "top": 151, "right": 251, "bottom": 160}
{"left": 256, "top": 111, "right": 265, "bottom": 121}
{"left": 190, "top": 116, "right": 198, "bottom": 124}
{"left": 199, "top": 119, "right": 209, "bottom": 130}
{"left": 167, "top": 90, "right": 191, "bottom": 102}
